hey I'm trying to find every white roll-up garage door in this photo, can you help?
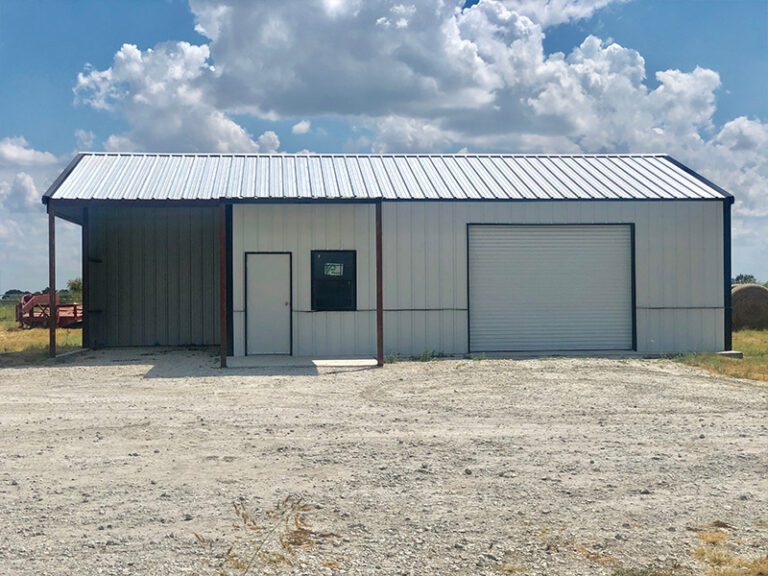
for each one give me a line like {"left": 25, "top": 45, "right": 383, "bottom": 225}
{"left": 468, "top": 225, "right": 633, "bottom": 352}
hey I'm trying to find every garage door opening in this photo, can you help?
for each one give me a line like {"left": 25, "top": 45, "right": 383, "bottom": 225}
{"left": 468, "top": 224, "right": 635, "bottom": 352}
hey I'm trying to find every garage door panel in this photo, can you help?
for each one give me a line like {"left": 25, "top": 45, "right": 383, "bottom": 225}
{"left": 468, "top": 225, "right": 633, "bottom": 352}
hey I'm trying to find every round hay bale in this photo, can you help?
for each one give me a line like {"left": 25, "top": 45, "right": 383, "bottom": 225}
{"left": 731, "top": 283, "right": 768, "bottom": 330}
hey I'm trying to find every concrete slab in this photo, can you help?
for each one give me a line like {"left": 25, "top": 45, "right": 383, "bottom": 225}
{"left": 227, "top": 355, "right": 378, "bottom": 369}
{"left": 717, "top": 350, "right": 744, "bottom": 359}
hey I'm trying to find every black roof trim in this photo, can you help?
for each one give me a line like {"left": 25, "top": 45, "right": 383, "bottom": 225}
{"left": 42, "top": 153, "right": 85, "bottom": 204}
{"left": 663, "top": 155, "right": 734, "bottom": 203}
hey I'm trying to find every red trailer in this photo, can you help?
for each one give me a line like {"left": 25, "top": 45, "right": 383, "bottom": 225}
{"left": 15, "top": 293, "right": 82, "bottom": 329}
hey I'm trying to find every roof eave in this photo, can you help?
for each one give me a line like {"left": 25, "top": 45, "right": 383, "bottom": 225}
{"left": 42, "top": 153, "right": 85, "bottom": 205}
{"left": 663, "top": 155, "right": 734, "bottom": 202}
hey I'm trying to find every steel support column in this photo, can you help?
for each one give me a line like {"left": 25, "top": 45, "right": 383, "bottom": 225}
{"left": 375, "top": 201, "right": 384, "bottom": 366}
{"left": 219, "top": 203, "right": 228, "bottom": 368}
{"left": 48, "top": 207, "right": 57, "bottom": 357}
{"left": 82, "top": 207, "right": 90, "bottom": 349}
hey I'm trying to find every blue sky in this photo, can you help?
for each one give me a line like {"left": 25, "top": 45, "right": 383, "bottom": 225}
{"left": 543, "top": 0, "right": 768, "bottom": 126}
{"left": 0, "top": 0, "right": 767, "bottom": 292}
{"left": 2, "top": 0, "right": 766, "bottom": 156}
{"left": 0, "top": 0, "right": 200, "bottom": 155}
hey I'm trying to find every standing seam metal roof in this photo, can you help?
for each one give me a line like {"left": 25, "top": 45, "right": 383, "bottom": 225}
{"left": 44, "top": 153, "right": 732, "bottom": 202}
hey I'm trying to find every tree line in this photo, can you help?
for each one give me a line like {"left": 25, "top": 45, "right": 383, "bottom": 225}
{"left": 1, "top": 278, "right": 83, "bottom": 304}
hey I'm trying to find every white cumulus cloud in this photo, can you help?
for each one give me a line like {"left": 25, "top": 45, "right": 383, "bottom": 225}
{"left": 501, "top": 0, "right": 627, "bottom": 27}
{"left": 75, "top": 129, "right": 95, "bottom": 149}
{"left": 75, "top": 42, "right": 280, "bottom": 153}
{"left": 56, "top": 0, "right": 768, "bottom": 276}
{"left": 0, "top": 172, "right": 39, "bottom": 212}
{"left": 0, "top": 147, "right": 82, "bottom": 292}
{"left": 291, "top": 120, "right": 311, "bottom": 135}
{"left": 0, "top": 137, "right": 58, "bottom": 167}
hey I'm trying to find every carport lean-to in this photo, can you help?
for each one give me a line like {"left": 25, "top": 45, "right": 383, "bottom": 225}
{"left": 42, "top": 153, "right": 734, "bottom": 365}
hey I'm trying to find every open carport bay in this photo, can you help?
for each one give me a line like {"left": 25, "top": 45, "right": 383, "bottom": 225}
{"left": 0, "top": 350, "right": 766, "bottom": 575}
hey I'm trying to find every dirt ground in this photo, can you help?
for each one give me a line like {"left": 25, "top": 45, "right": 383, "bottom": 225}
{"left": 0, "top": 349, "right": 766, "bottom": 576}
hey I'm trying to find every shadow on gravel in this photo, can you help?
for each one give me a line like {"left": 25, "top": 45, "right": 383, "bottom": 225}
{"left": 47, "top": 347, "right": 379, "bottom": 379}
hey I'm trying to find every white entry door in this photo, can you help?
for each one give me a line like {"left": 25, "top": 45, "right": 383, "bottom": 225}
{"left": 246, "top": 253, "right": 291, "bottom": 355}
{"left": 468, "top": 225, "right": 633, "bottom": 352}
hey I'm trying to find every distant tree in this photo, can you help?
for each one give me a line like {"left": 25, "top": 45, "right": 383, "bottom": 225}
{"left": 733, "top": 274, "right": 757, "bottom": 284}
{"left": 66, "top": 278, "right": 83, "bottom": 293}
{"left": 2, "top": 289, "right": 24, "bottom": 300}
{"left": 64, "top": 278, "right": 83, "bottom": 304}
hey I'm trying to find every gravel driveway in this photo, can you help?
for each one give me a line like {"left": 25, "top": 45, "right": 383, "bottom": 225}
{"left": 1, "top": 349, "right": 766, "bottom": 575}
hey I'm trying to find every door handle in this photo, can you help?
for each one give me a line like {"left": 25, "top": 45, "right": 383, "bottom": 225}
{"left": 284, "top": 301, "right": 290, "bottom": 306}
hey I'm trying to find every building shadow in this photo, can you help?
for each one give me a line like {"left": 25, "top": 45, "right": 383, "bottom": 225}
{"left": 36, "top": 346, "right": 379, "bottom": 379}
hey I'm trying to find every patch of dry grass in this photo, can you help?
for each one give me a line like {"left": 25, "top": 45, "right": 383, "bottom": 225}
{"left": 697, "top": 529, "right": 730, "bottom": 546}
{"left": 688, "top": 523, "right": 768, "bottom": 576}
{"left": 194, "top": 495, "right": 337, "bottom": 575}
{"left": 499, "top": 563, "right": 527, "bottom": 574}
{"left": 692, "top": 547, "right": 768, "bottom": 576}
{"left": 574, "top": 544, "right": 621, "bottom": 567}
{"left": 0, "top": 305, "right": 82, "bottom": 367}
{"left": 610, "top": 521, "right": 768, "bottom": 576}
{"left": 677, "top": 330, "right": 768, "bottom": 383}
{"left": 612, "top": 569, "right": 686, "bottom": 576}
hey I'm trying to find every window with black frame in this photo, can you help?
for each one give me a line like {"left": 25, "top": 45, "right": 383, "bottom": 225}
{"left": 311, "top": 250, "right": 356, "bottom": 311}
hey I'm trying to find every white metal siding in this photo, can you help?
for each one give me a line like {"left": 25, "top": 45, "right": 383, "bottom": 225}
{"left": 232, "top": 204, "right": 376, "bottom": 357}
{"left": 468, "top": 225, "right": 633, "bottom": 352}
{"left": 231, "top": 200, "right": 724, "bottom": 357}
{"left": 381, "top": 201, "right": 723, "bottom": 355}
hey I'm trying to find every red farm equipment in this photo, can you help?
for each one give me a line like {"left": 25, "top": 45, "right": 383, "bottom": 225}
{"left": 15, "top": 293, "right": 83, "bottom": 329}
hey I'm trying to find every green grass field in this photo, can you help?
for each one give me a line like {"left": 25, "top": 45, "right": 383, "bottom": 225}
{"left": 2, "top": 301, "right": 766, "bottom": 381}
{"left": 0, "top": 304, "right": 82, "bottom": 367}
{"left": 678, "top": 330, "right": 768, "bottom": 383}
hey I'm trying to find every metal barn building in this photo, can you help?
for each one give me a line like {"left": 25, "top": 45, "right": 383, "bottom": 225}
{"left": 42, "top": 153, "right": 734, "bottom": 366}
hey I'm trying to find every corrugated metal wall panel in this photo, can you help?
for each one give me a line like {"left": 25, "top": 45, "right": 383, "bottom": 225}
{"left": 88, "top": 206, "right": 219, "bottom": 348}
{"left": 227, "top": 200, "right": 722, "bottom": 357}
{"left": 468, "top": 225, "right": 633, "bottom": 352}
{"left": 377, "top": 200, "right": 723, "bottom": 355}
{"left": 232, "top": 204, "right": 376, "bottom": 357}
{"left": 69, "top": 194, "right": 724, "bottom": 356}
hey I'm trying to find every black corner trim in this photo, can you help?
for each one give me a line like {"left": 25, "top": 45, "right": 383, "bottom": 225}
{"left": 42, "top": 153, "right": 85, "bottom": 205}
{"left": 630, "top": 223, "right": 637, "bottom": 351}
{"left": 663, "top": 156, "right": 734, "bottom": 201}
{"left": 723, "top": 201, "right": 732, "bottom": 351}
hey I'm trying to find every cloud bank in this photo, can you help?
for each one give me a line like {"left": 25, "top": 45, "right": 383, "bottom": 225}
{"left": 3, "top": 0, "right": 765, "bottom": 292}
{"left": 0, "top": 140, "right": 81, "bottom": 293}
{"left": 80, "top": 0, "right": 766, "bottom": 254}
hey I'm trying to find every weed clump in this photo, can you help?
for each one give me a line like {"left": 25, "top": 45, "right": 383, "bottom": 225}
{"left": 412, "top": 349, "right": 449, "bottom": 362}
{"left": 194, "top": 495, "right": 338, "bottom": 575}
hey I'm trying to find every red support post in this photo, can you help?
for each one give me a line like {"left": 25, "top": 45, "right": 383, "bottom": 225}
{"left": 82, "top": 207, "right": 90, "bottom": 349}
{"left": 375, "top": 201, "right": 384, "bottom": 366}
{"left": 48, "top": 207, "right": 57, "bottom": 358}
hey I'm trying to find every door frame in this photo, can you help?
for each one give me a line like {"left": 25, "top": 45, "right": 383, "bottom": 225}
{"left": 465, "top": 222, "right": 637, "bottom": 353}
{"left": 244, "top": 251, "right": 293, "bottom": 356}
